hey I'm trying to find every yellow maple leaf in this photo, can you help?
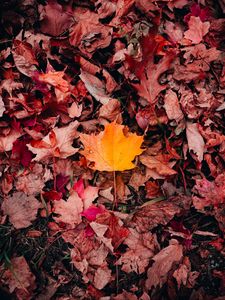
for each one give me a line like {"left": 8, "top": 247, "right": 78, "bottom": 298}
{"left": 80, "top": 122, "right": 144, "bottom": 171}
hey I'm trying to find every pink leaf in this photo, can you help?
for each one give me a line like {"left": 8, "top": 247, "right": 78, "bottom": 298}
{"left": 53, "top": 191, "right": 83, "bottom": 228}
{"left": 184, "top": 16, "right": 210, "bottom": 44}
{"left": 146, "top": 241, "right": 183, "bottom": 289}
{"left": 186, "top": 122, "right": 205, "bottom": 162}
{"left": 2, "top": 192, "right": 41, "bottom": 229}
{"left": 1, "top": 256, "right": 36, "bottom": 299}
{"left": 82, "top": 205, "right": 105, "bottom": 222}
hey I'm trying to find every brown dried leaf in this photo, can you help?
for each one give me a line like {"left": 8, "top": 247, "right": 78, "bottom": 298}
{"left": 28, "top": 121, "right": 79, "bottom": 161}
{"left": 192, "top": 173, "right": 225, "bottom": 210}
{"left": 1, "top": 256, "right": 36, "bottom": 300}
{"left": 140, "top": 153, "right": 177, "bottom": 176}
{"left": 146, "top": 241, "right": 183, "bottom": 290}
{"left": 99, "top": 99, "right": 122, "bottom": 122}
{"left": 79, "top": 70, "right": 117, "bottom": 105}
{"left": 186, "top": 122, "right": 205, "bottom": 162}
{"left": 70, "top": 11, "right": 112, "bottom": 55}
{"left": 53, "top": 191, "right": 83, "bottom": 228}
{"left": 12, "top": 40, "right": 37, "bottom": 77}
{"left": 93, "top": 265, "right": 111, "bottom": 290}
{"left": 39, "top": 2, "right": 74, "bottom": 37}
{"left": 164, "top": 90, "right": 184, "bottom": 123}
{"left": 0, "top": 129, "right": 21, "bottom": 153}
{"left": 129, "top": 195, "right": 191, "bottom": 233}
{"left": 116, "top": 228, "right": 157, "bottom": 274}
{"left": 184, "top": 17, "right": 210, "bottom": 44}
{"left": 1, "top": 192, "right": 41, "bottom": 229}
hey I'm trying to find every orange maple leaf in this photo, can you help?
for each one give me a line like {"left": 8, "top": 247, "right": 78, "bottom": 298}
{"left": 79, "top": 122, "right": 144, "bottom": 171}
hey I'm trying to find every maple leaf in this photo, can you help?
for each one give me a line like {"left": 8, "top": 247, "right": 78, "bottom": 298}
{"left": 27, "top": 121, "right": 79, "bottom": 161}
{"left": 146, "top": 240, "right": 183, "bottom": 290}
{"left": 99, "top": 99, "right": 122, "bottom": 122}
{"left": 192, "top": 174, "right": 225, "bottom": 210}
{"left": 95, "top": 211, "right": 130, "bottom": 249}
{"left": 73, "top": 179, "right": 99, "bottom": 209}
{"left": 69, "top": 10, "right": 112, "bottom": 56}
{"left": 184, "top": 16, "right": 210, "bottom": 44}
{"left": 15, "top": 164, "right": 52, "bottom": 196}
{"left": 80, "top": 122, "right": 144, "bottom": 171}
{"left": 140, "top": 153, "right": 177, "bottom": 176}
{"left": 39, "top": 1, "right": 74, "bottom": 37}
{"left": 129, "top": 195, "right": 191, "bottom": 233}
{"left": 133, "top": 53, "right": 174, "bottom": 104}
{"left": 52, "top": 191, "right": 83, "bottom": 228}
{"left": 0, "top": 96, "right": 5, "bottom": 117}
{"left": 116, "top": 228, "right": 157, "bottom": 274}
{"left": 1, "top": 192, "right": 41, "bottom": 229}
{"left": 1, "top": 256, "right": 36, "bottom": 299}
{"left": 173, "top": 256, "right": 199, "bottom": 289}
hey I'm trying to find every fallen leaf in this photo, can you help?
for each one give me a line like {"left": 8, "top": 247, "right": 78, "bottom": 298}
{"left": 96, "top": 0, "right": 116, "bottom": 19}
{"left": 184, "top": 16, "right": 210, "bottom": 44}
{"left": 164, "top": 90, "right": 184, "bottom": 123}
{"left": 12, "top": 40, "right": 37, "bottom": 77}
{"left": 1, "top": 192, "right": 41, "bottom": 229}
{"left": 99, "top": 99, "right": 122, "bottom": 122}
{"left": 0, "top": 129, "right": 21, "bottom": 153}
{"left": 145, "top": 181, "right": 162, "bottom": 199}
{"left": 12, "top": 138, "right": 33, "bottom": 167}
{"left": 79, "top": 70, "right": 117, "bottom": 105}
{"left": 0, "top": 95, "right": 5, "bottom": 117}
{"left": 1, "top": 256, "right": 36, "bottom": 300}
{"left": 116, "top": 228, "right": 157, "bottom": 274}
{"left": 0, "top": 79, "right": 23, "bottom": 97}
{"left": 127, "top": 34, "right": 174, "bottom": 104}
{"left": 113, "top": 290, "right": 138, "bottom": 300}
{"left": 28, "top": 121, "right": 79, "bottom": 161}
{"left": 173, "top": 257, "right": 199, "bottom": 289}
{"left": 80, "top": 121, "right": 144, "bottom": 171}
{"left": 146, "top": 241, "right": 183, "bottom": 289}
{"left": 53, "top": 191, "right": 83, "bottom": 228}
{"left": 15, "top": 164, "right": 52, "bottom": 196}
{"left": 184, "top": 3, "right": 210, "bottom": 23}
{"left": 192, "top": 173, "right": 225, "bottom": 210}
{"left": 140, "top": 153, "right": 177, "bottom": 176}
{"left": 82, "top": 205, "right": 105, "bottom": 222}
{"left": 186, "top": 122, "right": 205, "bottom": 162}
{"left": 69, "top": 10, "right": 112, "bottom": 55}
{"left": 38, "top": 71, "right": 70, "bottom": 94}
{"left": 129, "top": 195, "right": 191, "bottom": 233}
{"left": 73, "top": 179, "right": 99, "bottom": 209}
{"left": 39, "top": 1, "right": 74, "bottom": 36}
{"left": 93, "top": 265, "right": 111, "bottom": 290}
{"left": 68, "top": 102, "right": 82, "bottom": 118}
{"left": 95, "top": 211, "right": 130, "bottom": 249}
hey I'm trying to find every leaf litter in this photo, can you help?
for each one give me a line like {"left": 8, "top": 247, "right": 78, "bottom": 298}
{"left": 0, "top": 0, "right": 225, "bottom": 299}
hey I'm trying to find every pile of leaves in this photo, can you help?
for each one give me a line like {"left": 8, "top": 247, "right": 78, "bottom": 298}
{"left": 0, "top": 0, "right": 225, "bottom": 299}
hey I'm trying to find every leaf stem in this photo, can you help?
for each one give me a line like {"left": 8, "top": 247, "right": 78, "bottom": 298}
{"left": 53, "top": 157, "right": 57, "bottom": 190}
{"left": 113, "top": 171, "right": 117, "bottom": 210}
